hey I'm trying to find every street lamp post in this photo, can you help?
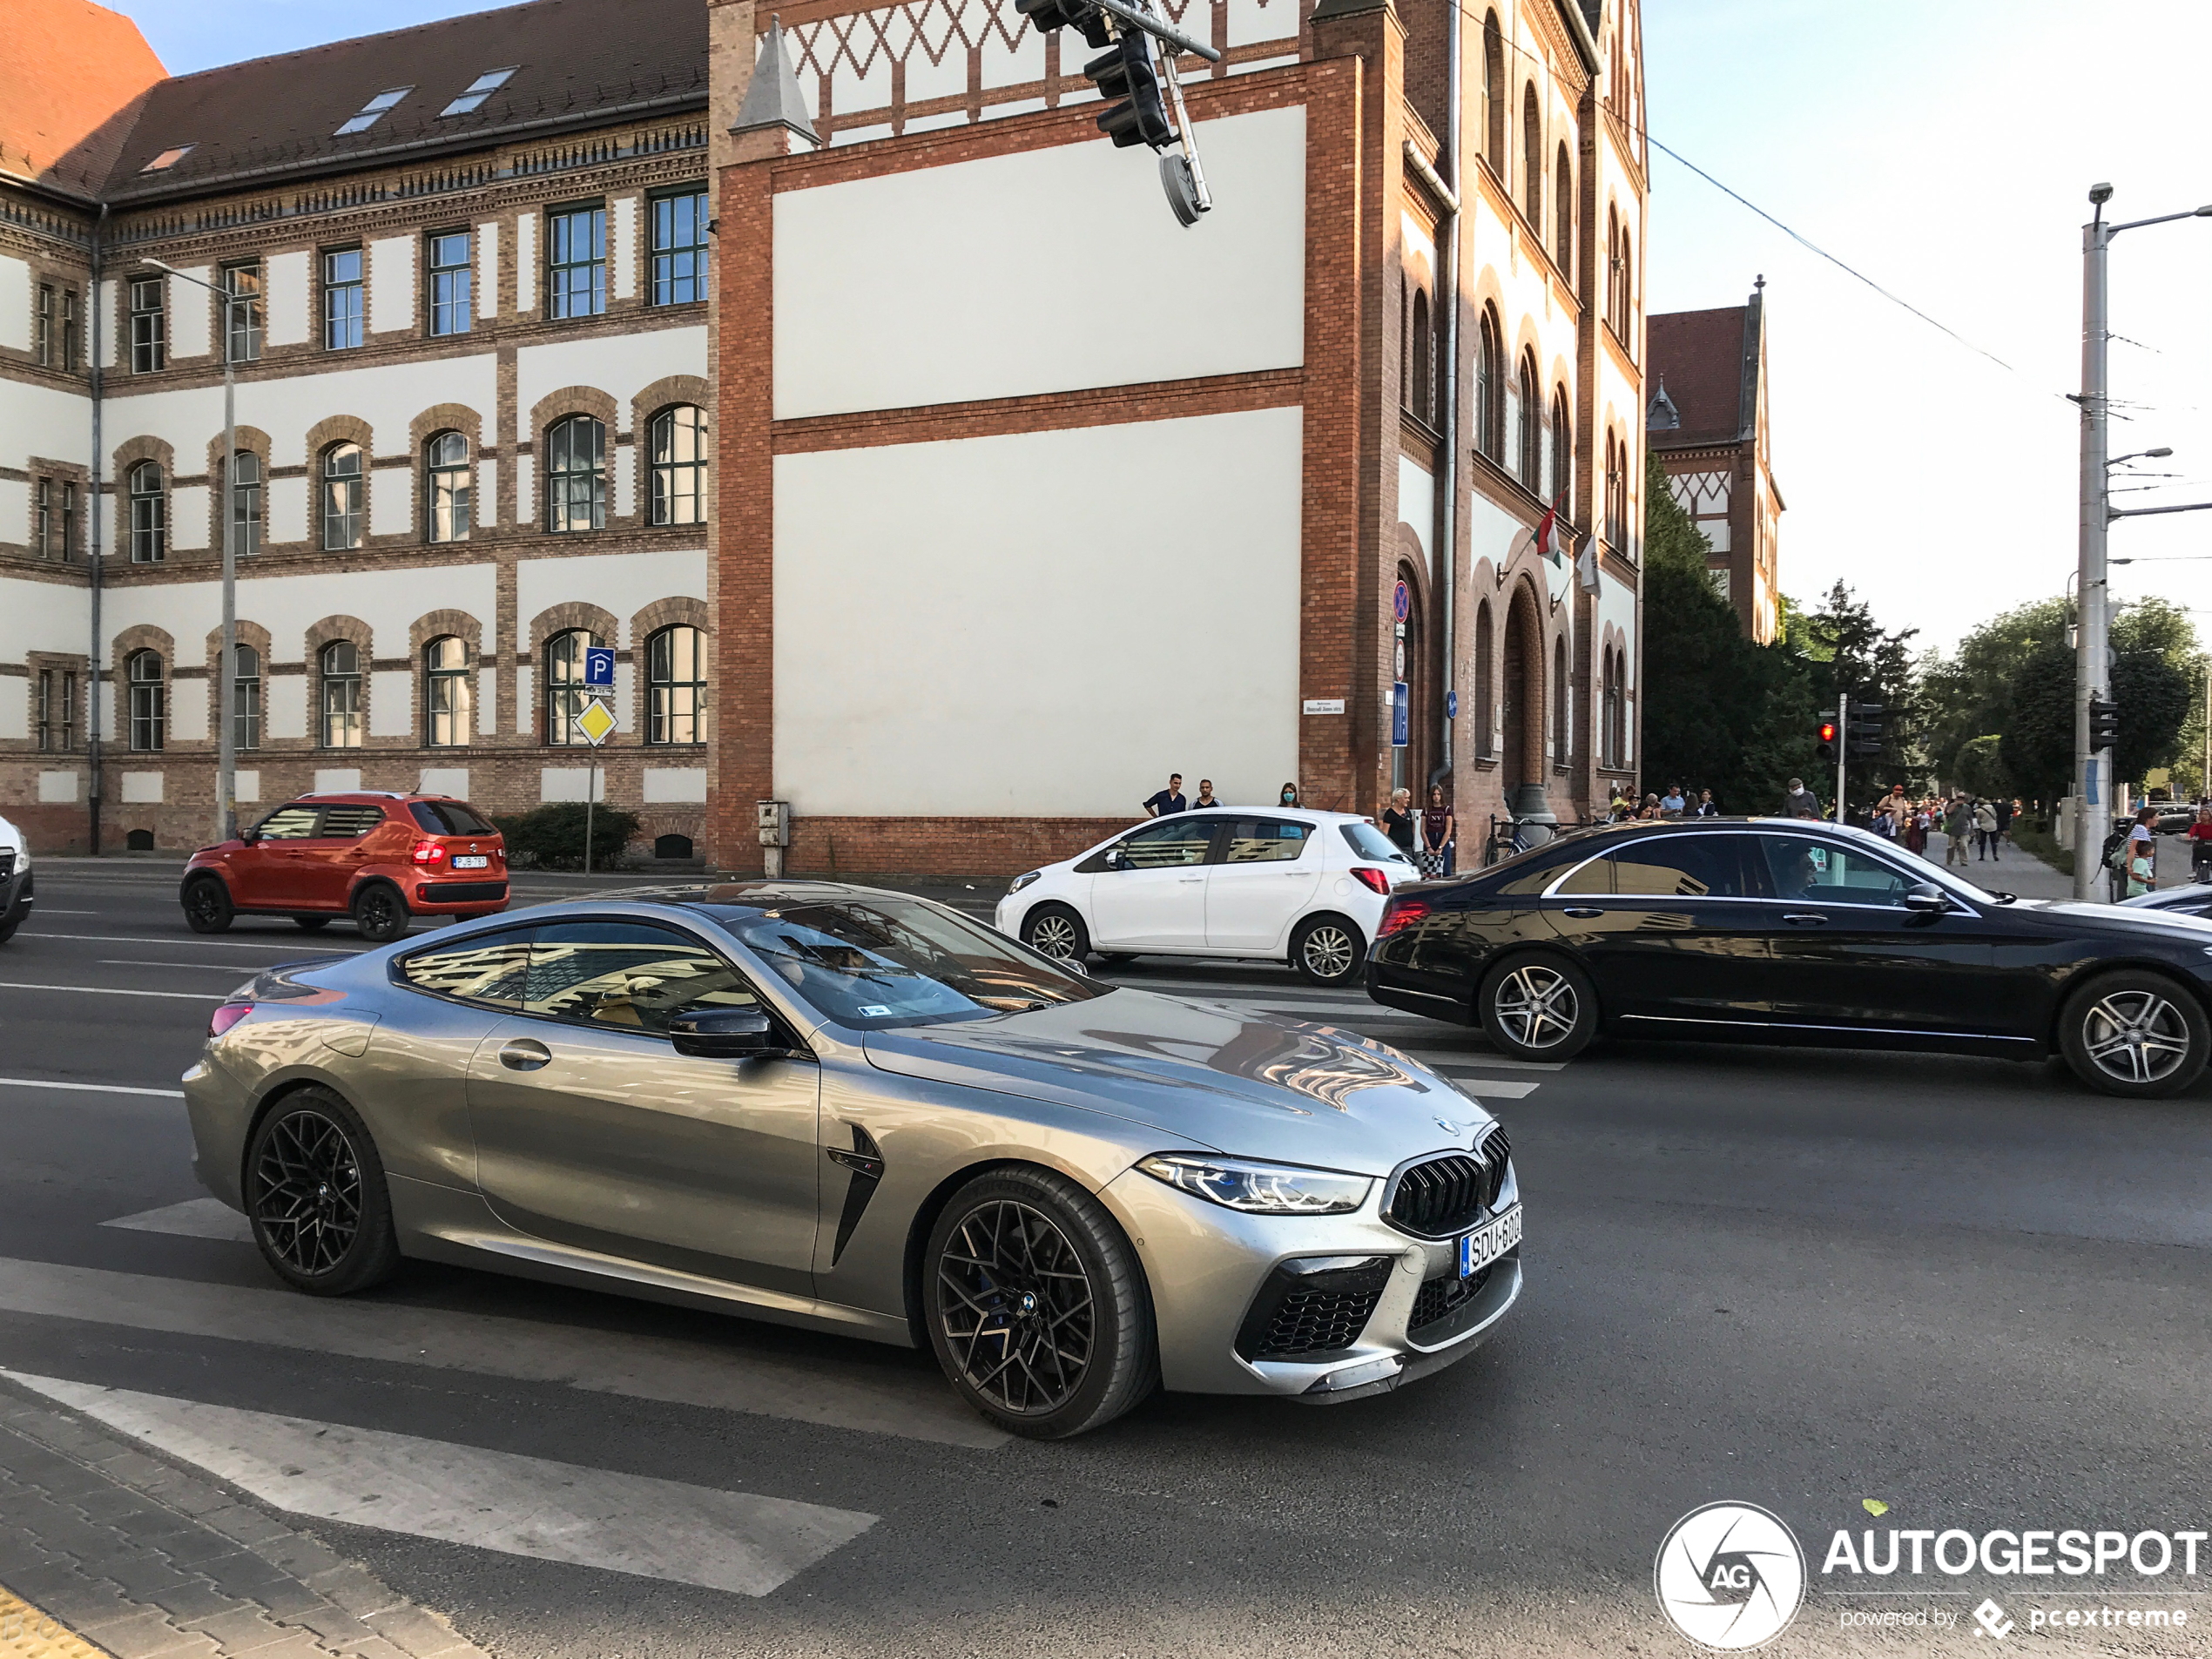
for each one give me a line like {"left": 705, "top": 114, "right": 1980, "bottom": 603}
{"left": 145, "top": 260, "right": 240, "bottom": 846}
{"left": 2072, "top": 188, "right": 2212, "bottom": 900}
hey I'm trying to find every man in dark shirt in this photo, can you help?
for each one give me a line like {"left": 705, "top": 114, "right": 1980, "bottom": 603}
{"left": 1142, "top": 773, "right": 1187, "bottom": 817}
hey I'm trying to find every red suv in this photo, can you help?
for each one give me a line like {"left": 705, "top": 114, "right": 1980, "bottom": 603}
{"left": 180, "top": 792, "right": 509, "bottom": 943}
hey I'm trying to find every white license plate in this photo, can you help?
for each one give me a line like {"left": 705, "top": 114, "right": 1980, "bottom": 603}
{"left": 1458, "top": 1206, "right": 1521, "bottom": 1278}
{"left": 452, "top": 854, "right": 489, "bottom": 869}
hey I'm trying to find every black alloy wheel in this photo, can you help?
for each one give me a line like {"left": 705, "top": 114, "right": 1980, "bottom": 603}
{"left": 2060, "top": 969, "right": 2209, "bottom": 1098}
{"left": 1479, "top": 952, "right": 1599, "bottom": 1061}
{"left": 293, "top": 915, "right": 332, "bottom": 932}
{"left": 183, "top": 876, "right": 234, "bottom": 934}
{"left": 925, "top": 1168, "right": 1155, "bottom": 1439}
{"left": 244, "top": 1089, "right": 400, "bottom": 1296}
{"left": 1022, "top": 904, "right": 1089, "bottom": 963}
{"left": 1291, "top": 914, "right": 1366, "bottom": 986}
{"left": 351, "top": 881, "right": 408, "bottom": 944}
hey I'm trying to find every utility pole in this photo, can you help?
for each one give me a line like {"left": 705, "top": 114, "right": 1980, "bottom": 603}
{"left": 1834, "top": 689, "right": 1848, "bottom": 824}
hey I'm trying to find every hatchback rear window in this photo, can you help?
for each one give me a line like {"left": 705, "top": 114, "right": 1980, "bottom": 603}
{"left": 1339, "top": 822, "right": 1413, "bottom": 865}
{"left": 411, "top": 800, "right": 496, "bottom": 835}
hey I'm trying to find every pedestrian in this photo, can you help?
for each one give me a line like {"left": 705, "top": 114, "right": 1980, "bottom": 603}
{"left": 1639, "top": 793, "right": 1664, "bottom": 820}
{"left": 2126, "top": 806, "right": 2159, "bottom": 898}
{"left": 1973, "top": 796, "right": 1999, "bottom": 860}
{"left": 1421, "top": 784, "right": 1455, "bottom": 876}
{"left": 1381, "top": 787, "right": 1417, "bottom": 855}
{"left": 2190, "top": 806, "right": 2212, "bottom": 885}
{"left": 1142, "top": 773, "right": 1187, "bottom": 817}
{"left": 1278, "top": 781, "right": 1301, "bottom": 808}
{"left": 1608, "top": 785, "right": 1632, "bottom": 821}
{"left": 1191, "top": 779, "right": 1223, "bottom": 809}
{"left": 1694, "top": 788, "right": 1721, "bottom": 818}
{"left": 1994, "top": 794, "right": 2013, "bottom": 849}
{"left": 1943, "top": 792, "right": 1973, "bottom": 867}
{"left": 1904, "top": 803, "right": 1928, "bottom": 857}
{"left": 1881, "top": 783, "right": 1912, "bottom": 835}
{"left": 1783, "top": 777, "right": 1821, "bottom": 819}
{"left": 1660, "top": 783, "right": 1686, "bottom": 817}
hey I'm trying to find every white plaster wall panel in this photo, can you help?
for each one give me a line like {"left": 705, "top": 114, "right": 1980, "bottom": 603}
{"left": 1466, "top": 489, "right": 1525, "bottom": 575}
{"left": 172, "top": 483, "right": 209, "bottom": 553}
{"left": 168, "top": 267, "right": 212, "bottom": 360}
{"left": 774, "top": 407, "right": 1302, "bottom": 816}
{"left": 642, "top": 767, "right": 707, "bottom": 803}
{"left": 515, "top": 327, "right": 707, "bottom": 426}
{"left": 977, "top": 23, "right": 1044, "bottom": 94}
{"left": 0, "top": 576, "right": 90, "bottom": 667}
{"left": 234, "top": 770, "right": 260, "bottom": 804}
{"left": 1224, "top": 0, "right": 1299, "bottom": 48}
{"left": 516, "top": 664, "right": 533, "bottom": 735}
{"left": 170, "top": 681, "right": 208, "bottom": 742}
{"left": 95, "top": 280, "right": 117, "bottom": 368}
{"left": 368, "top": 671, "right": 412, "bottom": 736}
{"left": 265, "top": 253, "right": 309, "bottom": 347}
{"left": 515, "top": 548, "right": 707, "bottom": 647}
{"left": 901, "top": 110, "right": 968, "bottom": 136}
{"left": 611, "top": 196, "right": 639, "bottom": 301}
{"left": 775, "top": 107, "right": 1305, "bottom": 419}
{"left": 831, "top": 123, "right": 892, "bottom": 148}
{"left": 614, "top": 446, "right": 635, "bottom": 520}
{"left": 0, "top": 381, "right": 93, "bottom": 471}
{"left": 613, "top": 660, "right": 635, "bottom": 732}
{"left": 0, "top": 681, "right": 24, "bottom": 740}
{"left": 266, "top": 673, "right": 306, "bottom": 740}
{"left": 476, "top": 457, "right": 497, "bottom": 527}
{"left": 420, "top": 766, "right": 469, "bottom": 797}
{"left": 541, "top": 767, "right": 592, "bottom": 803}
{"left": 476, "top": 221, "right": 500, "bottom": 319}
{"left": 38, "top": 772, "right": 81, "bottom": 804}
{"left": 515, "top": 455, "right": 532, "bottom": 523}
{"left": 121, "top": 772, "right": 163, "bottom": 803}
{"left": 1398, "top": 457, "right": 1433, "bottom": 563}
{"left": 95, "top": 565, "right": 496, "bottom": 669}
{"left": 269, "top": 475, "right": 307, "bottom": 544}
{"left": 477, "top": 669, "right": 497, "bottom": 733}
{"left": 819, "top": 13, "right": 892, "bottom": 122}
{"left": 902, "top": 29, "right": 968, "bottom": 105}
{"left": 516, "top": 212, "right": 537, "bottom": 314}
{"left": 0, "top": 480, "right": 25, "bottom": 546}
{"left": 0, "top": 256, "right": 30, "bottom": 352}
{"left": 370, "top": 467, "right": 409, "bottom": 536}
{"left": 104, "top": 354, "right": 496, "bottom": 469}
{"left": 314, "top": 768, "right": 361, "bottom": 792}
{"left": 369, "top": 237, "right": 415, "bottom": 334}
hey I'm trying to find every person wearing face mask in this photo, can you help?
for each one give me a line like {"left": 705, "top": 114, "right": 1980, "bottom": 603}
{"left": 1278, "top": 781, "right": 1300, "bottom": 809}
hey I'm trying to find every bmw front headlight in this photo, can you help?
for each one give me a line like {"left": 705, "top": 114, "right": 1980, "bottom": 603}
{"left": 1009, "top": 870, "right": 1042, "bottom": 894}
{"left": 1136, "top": 1154, "right": 1372, "bottom": 1215}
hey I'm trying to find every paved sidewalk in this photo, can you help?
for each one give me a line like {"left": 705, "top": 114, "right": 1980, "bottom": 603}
{"left": 0, "top": 1379, "right": 489, "bottom": 1659}
{"left": 1931, "top": 832, "right": 2075, "bottom": 899}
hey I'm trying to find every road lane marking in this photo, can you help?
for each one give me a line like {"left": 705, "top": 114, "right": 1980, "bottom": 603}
{"left": 1402, "top": 1052, "right": 1566, "bottom": 1072}
{"left": 1432, "top": 1076, "right": 1541, "bottom": 1099}
{"left": 103, "top": 1198, "right": 253, "bottom": 1240}
{"left": 0, "top": 1076, "right": 187, "bottom": 1098}
{"left": 0, "top": 1257, "right": 1007, "bottom": 1448}
{"left": 20, "top": 932, "right": 368, "bottom": 951}
{"left": 0, "top": 981, "right": 226, "bottom": 1001}
{"left": 3, "top": 1372, "right": 877, "bottom": 1598}
{"left": 30, "top": 908, "right": 99, "bottom": 914}
{"left": 99, "top": 958, "right": 260, "bottom": 971}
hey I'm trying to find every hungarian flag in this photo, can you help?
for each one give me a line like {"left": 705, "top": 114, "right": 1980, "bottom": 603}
{"left": 1533, "top": 496, "right": 1563, "bottom": 563}
{"left": 1576, "top": 536, "right": 1601, "bottom": 594}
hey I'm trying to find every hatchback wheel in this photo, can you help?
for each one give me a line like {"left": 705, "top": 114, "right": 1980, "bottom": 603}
{"left": 182, "top": 877, "right": 233, "bottom": 934}
{"left": 2060, "top": 970, "right": 2209, "bottom": 1098}
{"left": 1022, "top": 903, "right": 1089, "bottom": 963}
{"left": 924, "top": 1167, "right": 1156, "bottom": 1440}
{"left": 244, "top": 1088, "right": 400, "bottom": 1296}
{"left": 1291, "top": 914, "right": 1365, "bottom": 986}
{"left": 1480, "top": 953, "right": 1597, "bottom": 1061}
{"left": 351, "top": 881, "right": 409, "bottom": 944}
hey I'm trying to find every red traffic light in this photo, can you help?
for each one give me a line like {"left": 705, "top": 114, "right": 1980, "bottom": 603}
{"left": 1817, "top": 721, "right": 1837, "bottom": 744}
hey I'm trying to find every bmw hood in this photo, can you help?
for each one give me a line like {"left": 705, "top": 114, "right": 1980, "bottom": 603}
{"left": 861, "top": 990, "right": 1493, "bottom": 1177}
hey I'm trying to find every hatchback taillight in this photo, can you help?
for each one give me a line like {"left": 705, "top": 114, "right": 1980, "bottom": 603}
{"left": 409, "top": 840, "right": 447, "bottom": 865}
{"left": 1378, "top": 899, "right": 1432, "bottom": 937}
{"left": 209, "top": 1002, "right": 253, "bottom": 1039}
{"left": 1350, "top": 867, "right": 1392, "bottom": 895}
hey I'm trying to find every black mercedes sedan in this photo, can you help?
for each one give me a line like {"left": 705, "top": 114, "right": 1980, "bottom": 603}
{"left": 1366, "top": 819, "right": 2212, "bottom": 1098}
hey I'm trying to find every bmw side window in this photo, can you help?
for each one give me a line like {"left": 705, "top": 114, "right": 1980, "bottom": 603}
{"left": 1223, "top": 819, "right": 1308, "bottom": 863}
{"left": 251, "top": 804, "right": 322, "bottom": 840}
{"left": 1607, "top": 836, "right": 1746, "bottom": 899}
{"left": 523, "top": 921, "right": 761, "bottom": 1034}
{"left": 399, "top": 929, "right": 533, "bottom": 1008}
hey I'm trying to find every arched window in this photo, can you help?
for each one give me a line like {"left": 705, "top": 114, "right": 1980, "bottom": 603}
{"left": 1517, "top": 351, "right": 1541, "bottom": 490}
{"left": 320, "top": 640, "right": 362, "bottom": 748}
{"left": 1521, "top": 85, "right": 1541, "bottom": 225}
{"left": 545, "top": 415, "right": 605, "bottom": 533}
{"left": 1607, "top": 205, "right": 1621, "bottom": 328}
{"left": 233, "top": 643, "right": 260, "bottom": 752}
{"left": 128, "top": 462, "right": 165, "bottom": 563}
{"left": 1604, "top": 429, "right": 1625, "bottom": 547}
{"left": 648, "top": 405, "right": 708, "bottom": 526}
{"left": 1554, "top": 144, "right": 1573, "bottom": 273}
{"left": 127, "top": 650, "right": 164, "bottom": 751}
{"left": 1619, "top": 232, "right": 1634, "bottom": 345}
{"left": 648, "top": 624, "right": 705, "bottom": 745}
{"left": 424, "top": 637, "right": 472, "bottom": 746}
{"left": 321, "top": 442, "right": 363, "bottom": 550}
{"left": 1552, "top": 636, "right": 1568, "bottom": 760}
{"left": 425, "top": 432, "right": 470, "bottom": 543}
{"left": 1550, "top": 387, "right": 1572, "bottom": 516}
{"left": 230, "top": 452, "right": 261, "bottom": 556}
{"left": 542, "top": 628, "right": 600, "bottom": 745}
{"left": 1473, "top": 602, "right": 1494, "bottom": 759}
{"left": 1482, "top": 12, "right": 1504, "bottom": 173}
{"left": 1474, "top": 307, "right": 1502, "bottom": 461}
{"left": 1409, "top": 289, "right": 1433, "bottom": 425}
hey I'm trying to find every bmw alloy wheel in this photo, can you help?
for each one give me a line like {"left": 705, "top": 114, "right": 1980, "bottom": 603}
{"left": 935, "top": 1198, "right": 1096, "bottom": 1417}
{"left": 1493, "top": 962, "right": 1579, "bottom": 1051}
{"left": 2080, "top": 988, "right": 2193, "bottom": 1086}
{"left": 1300, "top": 923, "right": 1356, "bottom": 981}
{"left": 251, "top": 1108, "right": 363, "bottom": 1278}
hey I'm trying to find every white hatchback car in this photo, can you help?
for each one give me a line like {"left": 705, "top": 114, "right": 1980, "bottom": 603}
{"left": 994, "top": 809, "right": 1420, "bottom": 985}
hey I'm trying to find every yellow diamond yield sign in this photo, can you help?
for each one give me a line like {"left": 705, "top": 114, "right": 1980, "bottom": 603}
{"left": 572, "top": 698, "right": 617, "bottom": 745}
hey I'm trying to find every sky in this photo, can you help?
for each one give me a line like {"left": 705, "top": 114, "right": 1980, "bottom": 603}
{"left": 116, "top": 0, "right": 2212, "bottom": 656}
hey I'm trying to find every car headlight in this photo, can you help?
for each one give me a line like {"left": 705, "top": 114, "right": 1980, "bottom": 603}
{"left": 1136, "top": 1154, "right": 1372, "bottom": 1215}
{"left": 1008, "top": 870, "right": 1042, "bottom": 894}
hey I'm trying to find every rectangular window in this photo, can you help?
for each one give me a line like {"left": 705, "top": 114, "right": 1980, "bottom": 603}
{"left": 62, "top": 287, "right": 78, "bottom": 372}
{"left": 61, "top": 482, "right": 78, "bottom": 561}
{"left": 129, "top": 275, "right": 165, "bottom": 373}
{"left": 36, "top": 671, "right": 53, "bottom": 752}
{"left": 36, "top": 284, "right": 53, "bottom": 367}
{"left": 223, "top": 262, "right": 262, "bottom": 362}
{"left": 546, "top": 205, "right": 607, "bottom": 320}
{"left": 428, "top": 230, "right": 471, "bottom": 336}
{"left": 62, "top": 671, "right": 77, "bottom": 751}
{"left": 34, "top": 479, "right": 51, "bottom": 558}
{"left": 323, "top": 248, "right": 363, "bottom": 349}
{"left": 650, "top": 188, "right": 709, "bottom": 307}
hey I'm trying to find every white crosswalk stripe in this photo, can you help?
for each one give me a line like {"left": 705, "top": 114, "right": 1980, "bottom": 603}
{"left": 102, "top": 1197, "right": 255, "bottom": 1240}
{"left": 3, "top": 1372, "right": 879, "bottom": 1598}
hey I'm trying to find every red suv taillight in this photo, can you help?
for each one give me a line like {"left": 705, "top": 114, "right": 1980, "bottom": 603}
{"left": 1350, "top": 867, "right": 1392, "bottom": 895}
{"left": 209, "top": 1002, "right": 253, "bottom": 1039}
{"left": 1378, "top": 898, "right": 1432, "bottom": 937}
{"left": 409, "top": 840, "right": 448, "bottom": 865}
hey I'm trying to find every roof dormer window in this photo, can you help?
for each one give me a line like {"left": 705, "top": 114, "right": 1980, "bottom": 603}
{"left": 139, "top": 145, "right": 195, "bottom": 173}
{"left": 335, "top": 86, "right": 413, "bottom": 136}
{"left": 441, "top": 68, "right": 517, "bottom": 117}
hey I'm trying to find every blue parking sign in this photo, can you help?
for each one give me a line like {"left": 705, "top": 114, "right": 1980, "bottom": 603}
{"left": 583, "top": 646, "right": 616, "bottom": 688}
{"left": 1392, "top": 681, "right": 1409, "bottom": 747}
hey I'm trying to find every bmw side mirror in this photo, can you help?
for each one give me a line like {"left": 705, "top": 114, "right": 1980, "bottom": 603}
{"left": 668, "top": 1007, "right": 791, "bottom": 1059}
{"left": 1903, "top": 882, "right": 1947, "bottom": 917}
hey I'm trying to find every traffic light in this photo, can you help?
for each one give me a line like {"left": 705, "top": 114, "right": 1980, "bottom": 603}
{"left": 1847, "top": 704, "right": 1885, "bottom": 759}
{"left": 1816, "top": 717, "right": 1838, "bottom": 765}
{"left": 1015, "top": 0, "right": 1111, "bottom": 47}
{"left": 2088, "top": 693, "right": 2121, "bottom": 751}
{"left": 1087, "top": 30, "right": 1174, "bottom": 150}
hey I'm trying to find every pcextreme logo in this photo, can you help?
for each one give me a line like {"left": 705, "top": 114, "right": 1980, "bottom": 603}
{"left": 1655, "top": 1502, "right": 1809, "bottom": 1650}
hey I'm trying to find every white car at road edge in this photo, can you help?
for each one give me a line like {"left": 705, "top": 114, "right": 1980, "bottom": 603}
{"left": 0, "top": 813, "right": 31, "bottom": 945}
{"left": 994, "top": 808, "right": 1420, "bottom": 986}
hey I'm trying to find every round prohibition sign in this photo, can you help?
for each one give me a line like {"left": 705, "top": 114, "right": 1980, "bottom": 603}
{"left": 1393, "top": 579, "right": 1411, "bottom": 623}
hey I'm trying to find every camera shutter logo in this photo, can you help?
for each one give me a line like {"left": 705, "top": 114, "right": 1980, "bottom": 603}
{"left": 1654, "top": 1502, "right": 1806, "bottom": 1650}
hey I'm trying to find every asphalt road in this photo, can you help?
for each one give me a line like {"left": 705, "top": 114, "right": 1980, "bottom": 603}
{"left": 2, "top": 860, "right": 2208, "bottom": 1657}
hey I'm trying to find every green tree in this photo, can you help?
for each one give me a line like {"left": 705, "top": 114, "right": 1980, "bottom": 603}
{"left": 1800, "top": 580, "right": 1919, "bottom": 786}
{"left": 1953, "top": 733, "right": 2008, "bottom": 799}
{"left": 1918, "top": 597, "right": 2068, "bottom": 783}
{"left": 2000, "top": 637, "right": 2077, "bottom": 807}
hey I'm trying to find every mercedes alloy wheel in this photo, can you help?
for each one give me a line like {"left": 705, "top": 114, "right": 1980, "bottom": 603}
{"left": 2061, "top": 970, "right": 2209, "bottom": 1098}
{"left": 1480, "top": 954, "right": 1598, "bottom": 1061}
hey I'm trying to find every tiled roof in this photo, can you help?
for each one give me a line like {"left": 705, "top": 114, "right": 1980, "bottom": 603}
{"left": 1647, "top": 305, "right": 1749, "bottom": 448}
{"left": 86, "top": 0, "right": 705, "bottom": 204}
{"left": 0, "top": 0, "right": 165, "bottom": 197}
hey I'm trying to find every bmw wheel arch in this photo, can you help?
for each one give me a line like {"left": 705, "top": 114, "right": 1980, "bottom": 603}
{"left": 1479, "top": 949, "right": 1599, "bottom": 1061}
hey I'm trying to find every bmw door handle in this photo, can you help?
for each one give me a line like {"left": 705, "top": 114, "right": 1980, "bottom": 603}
{"left": 498, "top": 1039, "right": 552, "bottom": 1070}
{"left": 1783, "top": 913, "right": 1828, "bottom": 927}
{"left": 1561, "top": 907, "right": 1604, "bottom": 919}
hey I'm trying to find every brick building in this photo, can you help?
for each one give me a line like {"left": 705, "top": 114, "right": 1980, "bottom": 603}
{"left": 2, "top": 0, "right": 1648, "bottom": 875}
{"left": 1647, "top": 280, "right": 1782, "bottom": 644}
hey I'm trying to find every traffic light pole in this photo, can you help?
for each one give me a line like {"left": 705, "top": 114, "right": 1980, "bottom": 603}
{"left": 1834, "top": 690, "right": 1847, "bottom": 824}
{"left": 2074, "top": 195, "right": 2109, "bottom": 902}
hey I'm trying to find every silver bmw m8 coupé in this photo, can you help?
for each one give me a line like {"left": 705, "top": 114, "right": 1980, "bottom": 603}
{"left": 181, "top": 882, "right": 1521, "bottom": 1439}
